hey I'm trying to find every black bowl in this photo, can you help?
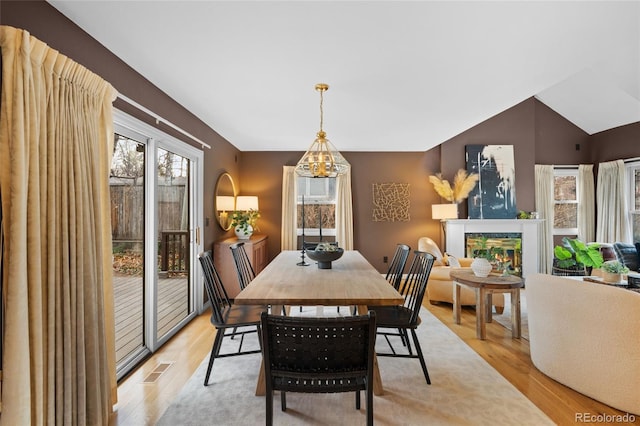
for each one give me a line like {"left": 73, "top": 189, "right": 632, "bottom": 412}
{"left": 306, "top": 247, "right": 344, "bottom": 269}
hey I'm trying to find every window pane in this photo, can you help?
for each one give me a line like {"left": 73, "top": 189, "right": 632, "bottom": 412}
{"left": 554, "top": 175, "right": 576, "bottom": 201}
{"left": 554, "top": 204, "right": 577, "bottom": 228}
{"left": 633, "top": 213, "right": 640, "bottom": 242}
{"left": 635, "top": 170, "right": 640, "bottom": 211}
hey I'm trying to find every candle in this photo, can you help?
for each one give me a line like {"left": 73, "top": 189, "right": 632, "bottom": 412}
{"left": 301, "top": 195, "right": 305, "bottom": 246}
{"left": 319, "top": 204, "right": 322, "bottom": 241}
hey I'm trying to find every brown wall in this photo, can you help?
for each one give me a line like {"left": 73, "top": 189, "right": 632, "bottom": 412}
{"left": 3, "top": 1, "right": 639, "bottom": 274}
{"left": 589, "top": 122, "right": 640, "bottom": 162}
{"left": 0, "top": 0, "right": 241, "bottom": 251}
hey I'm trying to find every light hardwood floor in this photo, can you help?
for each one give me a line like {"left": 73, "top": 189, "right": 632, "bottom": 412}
{"left": 110, "top": 302, "right": 636, "bottom": 425}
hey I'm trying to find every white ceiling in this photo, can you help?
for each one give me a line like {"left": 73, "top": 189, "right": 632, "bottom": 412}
{"left": 48, "top": 1, "right": 640, "bottom": 152}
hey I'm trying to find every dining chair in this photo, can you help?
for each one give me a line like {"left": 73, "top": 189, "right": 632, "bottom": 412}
{"left": 368, "top": 250, "right": 435, "bottom": 384}
{"left": 386, "top": 243, "right": 411, "bottom": 289}
{"left": 198, "top": 251, "right": 266, "bottom": 386}
{"left": 261, "top": 311, "right": 377, "bottom": 426}
{"left": 229, "top": 242, "right": 256, "bottom": 291}
{"left": 342, "top": 243, "right": 411, "bottom": 316}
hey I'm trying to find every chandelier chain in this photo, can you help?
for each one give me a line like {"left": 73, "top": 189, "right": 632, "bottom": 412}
{"left": 319, "top": 88, "right": 324, "bottom": 133}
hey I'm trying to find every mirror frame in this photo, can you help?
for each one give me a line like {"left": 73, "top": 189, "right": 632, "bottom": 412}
{"left": 215, "top": 172, "right": 237, "bottom": 231}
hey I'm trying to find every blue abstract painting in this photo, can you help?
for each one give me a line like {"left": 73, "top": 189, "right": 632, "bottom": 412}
{"left": 466, "top": 145, "right": 517, "bottom": 219}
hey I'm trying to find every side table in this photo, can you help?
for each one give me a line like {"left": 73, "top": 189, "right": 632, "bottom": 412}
{"left": 450, "top": 270, "right": 524, "bottom": 340}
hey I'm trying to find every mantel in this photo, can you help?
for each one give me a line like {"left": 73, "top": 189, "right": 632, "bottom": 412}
{"left": 445, "top": 219, "right": 544, "bottom": 277}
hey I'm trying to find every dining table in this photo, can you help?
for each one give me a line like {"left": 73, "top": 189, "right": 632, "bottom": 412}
{"left": 234, "top": 250, "right": 405, "bottom": 396}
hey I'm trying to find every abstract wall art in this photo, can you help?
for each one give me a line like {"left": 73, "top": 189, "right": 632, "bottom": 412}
{"left": 465, "top": 145, "right": 517, "bottom": 219}
{"left": 372, "top": 183, "right": 410, "bottom": 222}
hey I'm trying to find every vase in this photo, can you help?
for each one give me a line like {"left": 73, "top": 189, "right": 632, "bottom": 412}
{"left": 471, "top": 257, "right": 493, "bottom": 277}
{"left": 234, "top": 224, "right": 253, "bottom": 240}
{"left": 602, "top": 271, "right": 621, "bottom": 284}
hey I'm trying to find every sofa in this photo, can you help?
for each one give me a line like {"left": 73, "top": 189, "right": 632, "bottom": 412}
{"left": 418, "top": 237, "right": 505, "bottom": 313}
{"left": 527, "top": 273, "right": 640, "bottom": 415}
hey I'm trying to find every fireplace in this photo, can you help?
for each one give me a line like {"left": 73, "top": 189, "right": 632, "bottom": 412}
{"left": 465, "top": 232, "right": 523, "bottom": 276}
{"left": 445, "top": 219, "right": 543, "bottom": 277}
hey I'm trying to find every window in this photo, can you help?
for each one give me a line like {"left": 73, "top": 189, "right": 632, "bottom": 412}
{"left": 296, "top": 177, "right": 336, "bottom": 237}
{"left": 553, "top": 168, "right": 579, "bottom": 236}
{"left": 626, "top": 161, "right": 640, "bottom": 242}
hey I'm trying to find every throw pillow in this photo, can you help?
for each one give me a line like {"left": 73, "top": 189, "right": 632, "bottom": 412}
{"left": 613, "top": 242, "right": 639, "bottom": 272}
{"left": 445, "top": 253, "right": 461, "bottom": 268}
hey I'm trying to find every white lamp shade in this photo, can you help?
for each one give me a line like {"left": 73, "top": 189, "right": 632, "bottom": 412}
{"left": 236, "top": 195, "right": 259, "bottom": 211}
{"left": 216, "top": 195, "right": 235, "bottom": 211}
{"left": 432, "top": 203, "right": 458, "bottom": 220}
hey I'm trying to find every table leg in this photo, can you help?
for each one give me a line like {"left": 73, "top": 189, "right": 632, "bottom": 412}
{"left": 510, "top": 289, "right": 521, "bottom": 339}
{"left": 485, "top": 292, "right": 493, "bottom": 323}
{"left": 358, "top": 304, "right": 384, "bottom": 396}
{"left": 453, "top": 281, "right": 462, "bottom": 324}
{"left": 476, "top": 288, "right": 487, "bottom": 340}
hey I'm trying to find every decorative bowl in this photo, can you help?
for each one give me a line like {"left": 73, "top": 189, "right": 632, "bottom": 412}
{"left": 306, "top": 247, "right": 344, "bottom": 269}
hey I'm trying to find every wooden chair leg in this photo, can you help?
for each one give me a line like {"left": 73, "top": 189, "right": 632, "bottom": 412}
{"left": 266, "top": 390, "right": 273, "bottom": 426}
{"left": 204, "top": 331, "right": 224, "bottom": 386}
{"left": 366, "top": 386, "right": 374, "bottom": 426}
{"left": 356, "top": 390, "right": 361, "bottom": 409}
{"left": 281, "top": 391, "right": 287, "bottom": 411}
{"left": 410, "top": 328, "right": 431, "bottom": 385}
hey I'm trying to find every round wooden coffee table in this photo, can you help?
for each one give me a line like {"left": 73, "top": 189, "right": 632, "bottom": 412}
{"left": 449, "top": 269, "right": 524, "bottom": 340}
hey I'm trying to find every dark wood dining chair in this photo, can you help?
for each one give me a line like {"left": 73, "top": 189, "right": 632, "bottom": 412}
{"left": 261, "top": 311, "right": 377, "bottom": 426}
{"left": 229, "top": 242, "right": 256, "bottom": 291}
{"left": 368, "top": 250, "right": 435, "bottom": 384}
{"left": 386, "top": 243, "right": 411, "bottom": 289}
{"left": 198, "top": 251, "right": 266, "bottom": 386}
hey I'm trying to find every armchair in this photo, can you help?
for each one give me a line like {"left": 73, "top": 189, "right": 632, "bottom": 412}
{"left": 418, "top": 237, "right": 504, "bottom": 313}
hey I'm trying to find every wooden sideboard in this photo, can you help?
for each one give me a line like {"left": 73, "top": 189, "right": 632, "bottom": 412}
{"left": 213, "top": 234, "right": 268, "bottom": 298}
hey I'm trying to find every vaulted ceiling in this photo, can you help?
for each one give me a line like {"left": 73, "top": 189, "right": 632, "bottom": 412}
{"left": 48, "top": 1, "right": 640, "bottom": 152}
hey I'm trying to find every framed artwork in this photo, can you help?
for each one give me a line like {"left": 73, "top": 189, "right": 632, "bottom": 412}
{"left": 372, "top": 183, "right": 410, "bottom": 222}
{"left": 466, "top": 145, "right": 517, "bottom": 219}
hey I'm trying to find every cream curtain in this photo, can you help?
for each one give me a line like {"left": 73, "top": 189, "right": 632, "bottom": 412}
{"left": 0, "top": 26, "right": 117, "bottom": 425}
{"left": 534, "top": 165, "right": 554, "bottom": 273}
{"left": 335, "top": 166, "right": 354, "bottom": 250}
{"left": 596, "top": 160, "right": 631, "bottom": 243}
{"left": 577, "top": 164, "right": 595, "bottom": 242}
{"left": 281, "top": 166, "right": 297, "bottom": 250}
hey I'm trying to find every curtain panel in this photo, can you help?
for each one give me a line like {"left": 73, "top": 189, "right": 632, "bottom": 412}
{"left": 596, "top": 160, "right": 631, "bottom": 243}
{"left": 534, "top": 165, "right": 554, "bottom": 273}
{"left": 281, "top": 166, "right": 297, "bottom": 250}
{"left": 577, "top": 164, "right": 595, "bottom": 242}
{"left": 0, "top": 26, "right": 117, "bottom": 425}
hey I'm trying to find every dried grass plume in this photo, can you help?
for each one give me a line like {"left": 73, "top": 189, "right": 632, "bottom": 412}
{"left": 429, "top": 169, "right": 479, "bottom": 204}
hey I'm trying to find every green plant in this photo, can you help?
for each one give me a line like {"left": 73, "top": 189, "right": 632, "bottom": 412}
{"left": 230, "top": 209, "right": 260, "bottom": 235}
{"left": 553, "top": 237, "right": 603, "bottom": 269}
{"left": 472, "top": 236, "right": 503, "bottom": 261}
{"left": 601, "top": 260, "right": 629, "bottom": 274}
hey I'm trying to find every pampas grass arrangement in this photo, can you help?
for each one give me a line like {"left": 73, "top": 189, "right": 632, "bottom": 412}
{"left": 429, "top": 169, "right": 479, "bottom": 204}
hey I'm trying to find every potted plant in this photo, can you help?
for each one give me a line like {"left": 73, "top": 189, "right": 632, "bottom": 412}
{"left": 230, "top": 209, "right": 260, "bottom": 239}
{"left": 552, "top": 237, "right": 604, "bottom": 276}
{"left": 470, "top": 236, "right": 497, "bottom": 277}
{"left": 601, "top": 260, "right": 629, "bottom": 283}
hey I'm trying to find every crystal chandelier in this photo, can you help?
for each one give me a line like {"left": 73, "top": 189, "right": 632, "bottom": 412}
{"left": 295, "top": 83, "right": 350, "bottom": 178}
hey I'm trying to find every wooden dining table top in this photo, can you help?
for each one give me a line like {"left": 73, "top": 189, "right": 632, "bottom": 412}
{"left": 234, "top": 250, "right": 404, "bottom": 307}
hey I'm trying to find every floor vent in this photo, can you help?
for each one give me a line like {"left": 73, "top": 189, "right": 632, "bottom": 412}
{"left": 142, "top": 362, "right": 173, "bottom": 384}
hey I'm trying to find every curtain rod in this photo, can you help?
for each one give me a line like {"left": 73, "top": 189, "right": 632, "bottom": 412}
{"left": 116, "top": 93, "right": 211, "bottom": 150}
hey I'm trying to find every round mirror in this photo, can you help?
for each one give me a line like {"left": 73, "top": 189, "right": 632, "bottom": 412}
{"left": 215, "top": 172, "right": 237, "bottom": 231}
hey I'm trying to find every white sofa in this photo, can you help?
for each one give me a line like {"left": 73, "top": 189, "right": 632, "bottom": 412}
{"left": 527, "top": 273, "right": 640, "bottom": 415}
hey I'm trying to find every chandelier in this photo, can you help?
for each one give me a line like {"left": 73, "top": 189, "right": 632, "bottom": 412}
{"left": 295, "top": 83, "right": 350, "bottom": 178}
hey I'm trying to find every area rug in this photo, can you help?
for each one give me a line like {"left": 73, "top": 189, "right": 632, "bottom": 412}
{"left": 492, "top": 290, "right": 529, "bottom": 340}
{"left": 157, "top": 306, "right": 550, "bottom": 425}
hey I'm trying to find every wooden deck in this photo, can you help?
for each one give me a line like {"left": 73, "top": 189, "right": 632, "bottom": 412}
{"left": 114, "top": 274, "right": 189, "bottom": 365}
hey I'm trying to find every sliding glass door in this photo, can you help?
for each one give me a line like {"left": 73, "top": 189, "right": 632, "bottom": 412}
{"left": 111, "top": 110, "right": 203, "bottom": 379}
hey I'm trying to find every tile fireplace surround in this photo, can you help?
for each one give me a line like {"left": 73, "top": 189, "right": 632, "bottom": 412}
{"left": 445, "top": 219, "right": 544, "bottom": 277}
